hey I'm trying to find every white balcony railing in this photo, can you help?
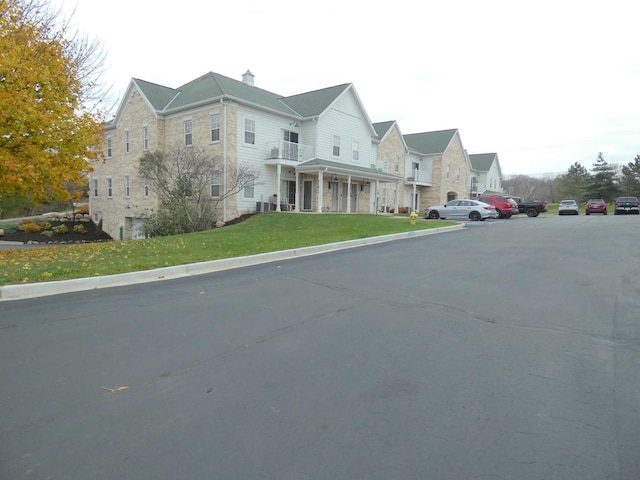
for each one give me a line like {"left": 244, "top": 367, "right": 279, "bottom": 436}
{"left": 266, "top": 140, "right": 315, "bottom": 162}
{"left": 471, "top": 182, "right": 486, "bottom": 193}
{"left": 406, "top": 168, "right": 432, "bottom": 185}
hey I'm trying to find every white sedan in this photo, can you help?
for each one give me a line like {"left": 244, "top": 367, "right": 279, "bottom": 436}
{"left": 558, "top": 199, "right": 579, "bottom": 215}
{"left": 425, "top": 199, "right": 498, "bottom": 221}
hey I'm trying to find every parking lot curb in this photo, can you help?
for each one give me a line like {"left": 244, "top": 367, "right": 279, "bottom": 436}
{"left": 0, "top": 224, "right": 464, "bottom": 301}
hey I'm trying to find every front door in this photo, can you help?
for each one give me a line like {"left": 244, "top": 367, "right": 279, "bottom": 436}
{"left": 330, "top": 182, "right": 339, "bottom": 212}
{"left": 340, "top": 184, "right": 349, "bottom": 212}
{"left": 303, "top": 180, "right": 313, "bottom": 211}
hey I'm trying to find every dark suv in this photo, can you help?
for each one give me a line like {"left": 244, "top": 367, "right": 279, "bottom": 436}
{"left": 476, "top": 195, "right": 518, "bottom": 218}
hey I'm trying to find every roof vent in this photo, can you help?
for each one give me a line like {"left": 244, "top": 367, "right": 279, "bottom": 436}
{"left": 242, "top": 70, "right": 255, "bottom": 86}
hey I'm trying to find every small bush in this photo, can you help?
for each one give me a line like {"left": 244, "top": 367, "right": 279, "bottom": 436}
{"left": 41, "top": 230, "right": 54, "bottom": 238}
{"left": 73, "top": 224, "right": 86, "bottom": 234}
{"left": 96, "top": 218, "right": 103, "bottom": 236}
{"left": 39, "top": 221, "right": 52, "bottom": 230}
{"left": 53, "top": 224, "right": 68, "bottom": 234}
{"left": 76, "top": 204, "right": 89, "bottom": 215}
{"left": 18, "top": 221, "right": 41, "bottom": 233}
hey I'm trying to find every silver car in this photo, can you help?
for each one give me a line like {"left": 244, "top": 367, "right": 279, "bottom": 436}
{"left": 558, "top": 199, "right": 579, "bottom": 215}
{"left": 425, "top": 199, "right": 498, "bottom": 221}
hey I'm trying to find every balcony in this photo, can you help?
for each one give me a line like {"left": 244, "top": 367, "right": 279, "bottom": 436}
{"left": 265, "top": 140, "right": 315, "bottom": 164}
{"left": 471, "top": 182, "right": 486, "bottom": 194}
{"left": 405, "top": 168, "right": 432, "bottom": 185}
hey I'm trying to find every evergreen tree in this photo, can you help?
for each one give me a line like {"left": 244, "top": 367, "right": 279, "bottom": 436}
{"left": 556, "top": 162, "right": 591, "bottom": 201}
{"left": 584, "top": 152, "right": 621, "bottom": 201}
{"left": 619, "top": 155, "right": 640, "bottom": 197}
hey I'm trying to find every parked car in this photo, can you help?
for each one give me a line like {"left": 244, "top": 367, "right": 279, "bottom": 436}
{"left": 614, "top": 196, "right": 640, "bottom": 215}
{"left": 558, "top": 199, "right": 579, "bottom": 215}
{"left": 585, "top": 198, "right": 607, "bottom": 215}
{"left": 506, "top": 196, "right": 548, "bottom": 217}
{"left": 425, "top": 199, "right": 497, "bottom": 221}
{"left": 476, "top": 195, "right": 518, "bottom": 218}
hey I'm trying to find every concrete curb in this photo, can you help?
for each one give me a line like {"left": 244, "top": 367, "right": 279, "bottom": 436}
{"left": 0, "top": 224, "right": 464, "bottom": 301}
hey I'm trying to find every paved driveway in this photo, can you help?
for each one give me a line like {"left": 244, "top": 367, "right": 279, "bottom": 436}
{"left": 1, "top": 214, "right": 639, "bottom": 479}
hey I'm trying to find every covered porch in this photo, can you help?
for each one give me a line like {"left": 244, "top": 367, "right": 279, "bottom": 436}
{"left": 268, "top": 158, "right": 401, "bottom": 214}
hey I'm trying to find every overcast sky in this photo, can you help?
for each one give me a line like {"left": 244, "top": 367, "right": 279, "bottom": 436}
{"left": 58, "top": 0, "right": 639, "bottom": 176}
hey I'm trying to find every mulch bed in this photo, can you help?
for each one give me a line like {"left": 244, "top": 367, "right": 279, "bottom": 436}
{"left": 1, "top": 213, "right": 258, "bottom": 244}
{"left": 0, "top": 220, "right": 112, "bottom": 245}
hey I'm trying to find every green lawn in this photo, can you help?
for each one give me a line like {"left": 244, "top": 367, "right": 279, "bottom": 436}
{"left": 0, "top": 213, "right": 454, "bottom": 286}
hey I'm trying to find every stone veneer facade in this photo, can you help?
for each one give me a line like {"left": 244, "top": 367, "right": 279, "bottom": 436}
{"left": 91, "top": 88, "right": 241, "bottom": 240}
{"left": 418, "top": 132, "right": 471, "bottom": 212}
{"left": 374, "top": 125, "right": 407, "bottom": 212}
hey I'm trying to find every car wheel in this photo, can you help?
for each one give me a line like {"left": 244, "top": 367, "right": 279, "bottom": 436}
{"left": 604, "top": 211, "right": 607, "bottom": 215}
{"left": 428, "top": 210, "right": 440, "bottom": 219}
{"left": 586, "top": 211, "right": 590, "bottom": 215}
{"left": 495, "top": 209, "right": 504, "bottom": 218}
{"left": 469, "top": 211, "right": 481, "bottom": 221}
{"left": 526, "top": 208, "right": 538, "bottom": 217}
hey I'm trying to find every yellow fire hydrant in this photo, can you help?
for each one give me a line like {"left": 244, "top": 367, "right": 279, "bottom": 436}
{"left": 410, "top": 211, "right": 418, "bottom": 225}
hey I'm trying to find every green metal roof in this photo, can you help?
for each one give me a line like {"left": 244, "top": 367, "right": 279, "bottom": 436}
{"left": 403, "top": 129, "right": 458, "bottom": 155}
{"left": 469, "top": 153, "right": 497, "bottom": 172}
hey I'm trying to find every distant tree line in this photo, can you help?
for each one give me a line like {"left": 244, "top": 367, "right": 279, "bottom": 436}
{"left": 503, "top": 152, "right": 640, "bottom": 203}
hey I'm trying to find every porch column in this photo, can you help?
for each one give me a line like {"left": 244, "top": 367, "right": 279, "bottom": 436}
{"left": 294, "top": 171, "right": 300, "bottom": 212}
{"left": 346, "top": 175, "right": 352, "bottom": 213}
{"left": 276, "top": 164, "right": 282, "bottom": 212}
{"left": 317, "top": 171, "right": 324, "bottom": 213}
{"left": 375, "top": 180, "right": 380, "bottom": 213}
{"left": 394, "top": 181, "right": 399, "bottom": 213}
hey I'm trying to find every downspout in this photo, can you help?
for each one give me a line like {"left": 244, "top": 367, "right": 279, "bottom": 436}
{"left": 222, "top": 98, "right": 228, "bottom": 222}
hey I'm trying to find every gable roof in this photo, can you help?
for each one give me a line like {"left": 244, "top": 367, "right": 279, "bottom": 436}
{"left": 280, "top": 84, "right": 352, "bottom": 118}
{"left": 403, "top": 129, "right": 458, "bottom": 155}
{"left": 129, "top": 71, "right": 356, "bottom": 120}
{"left": 469, "top": 153, "right": 498, "bottom": 172}
{"left": 372, "top": 121, "right": 396, "bottom": 140}
{"left": 133, "top": 79, "right": 179, "bottom": 110}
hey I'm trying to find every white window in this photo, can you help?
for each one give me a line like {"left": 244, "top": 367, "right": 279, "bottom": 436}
{"left": 144, "top": 177, "right": 149, "bottom": 197}
{"left": 244, "top": 118, "right": 255, "bottom": 145}
{"left": 125, "top": 131, "right": 129, "bottom": 154}
{"left": 143, "top": 126, "right": 148, "bottom": 151}
{"left": 456, "top": 166, "right": 460, "bottom": 182}
{"left": 125, "top": 175, "right": 130, "bottom": 198}
{"left": 383, "top": 153, "right": 389, "bottom": 172}
{"left": 106, "top": 138, "right": 112, "bottom": 158}
{"left": 107, "top": 177, "right": 113, "bottom": 198}
{"left": 446, "top": 164, "right": 450, "bottom": 180}
{"left": 93, "top": 178, "right": 98, "bottom": 197}
{"left": 332, "top": 135, "right": 340, "bottom": 157}
{"left": 395, "top": 156, "right": 400, "bottom": 173}
{"left": 211, "top": 171, "right": 220, "bottom": 197}
{"left": 243, "top": 174, "right": 255, "bottom": 198}
{"left": 210, "top": 114, "right": 220, "bottom": 142}
{"left": 184, "top": 120, "right": 192, "bottom": 146}
{"left": 352, "top": 140, "right": 359, "bottom": 161}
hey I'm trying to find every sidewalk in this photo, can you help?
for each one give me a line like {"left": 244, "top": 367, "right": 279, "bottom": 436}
{"left": 0, "top": 224, "right": 464, "bottom": 301}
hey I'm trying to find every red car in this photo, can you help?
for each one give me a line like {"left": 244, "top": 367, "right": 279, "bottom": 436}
{"left": 585, "top": 199, "right": 607, "bottom": 215}
{"left": 476, "top": 195, "right": 518, "bottom": 218}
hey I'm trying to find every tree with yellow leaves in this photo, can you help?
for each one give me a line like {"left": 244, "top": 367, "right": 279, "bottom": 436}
{"left": 0, "top": 0, "right": 109, "bottom": 205}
